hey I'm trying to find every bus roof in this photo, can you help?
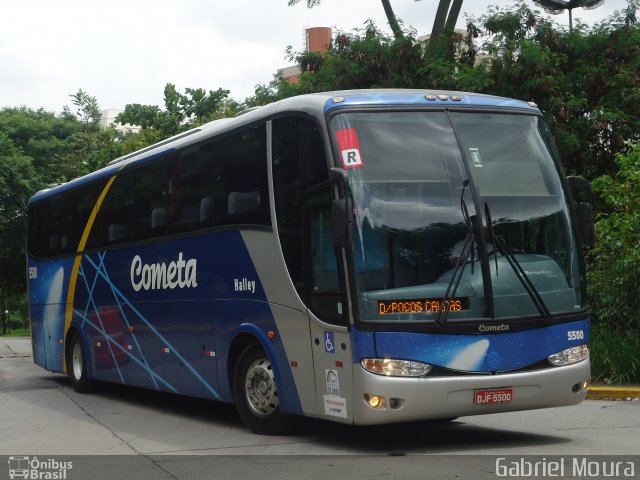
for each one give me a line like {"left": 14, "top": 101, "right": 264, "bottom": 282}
{"left": 29, "top": 89, "right": 539, "bottom": 203}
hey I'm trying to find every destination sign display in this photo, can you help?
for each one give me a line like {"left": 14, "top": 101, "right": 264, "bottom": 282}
{"left": 377, "top": 298, "right": 469, "bottom": 315}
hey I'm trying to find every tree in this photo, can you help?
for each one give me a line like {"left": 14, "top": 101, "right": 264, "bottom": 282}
{"left": 180, "top": 87, "right": 235, "bottom": 124}
{"left": 587, "top": 142, "right": 640, "bottom": 329}
{"left": 465, "top": 1, "right": 640, "bottom": 177}
{"left": 287, "top": 0, "right": 463, "bottom": 44}
{"left": 424, "top": 0, "right": 464, "bottom": 58}
{"left": 57, "top": 89, "right": 107, "bottom": 178}
{"left": 67, "top": 89, "right": 101, "bottom": 130}
{"left": 0, "top": 131, "right": 40, "bottom": 317}
{"left": 116, "top": 83, "right": 239, "bottom": 142}
{"left": 381, "top": 0, "right": 405, "bottom": 39}
{"left": 282, "top": 22, "right": 425, "bottom": 93}
{"left": 0, "top": 107, "right": 77, "bottom": 180}
{"left": 57, "top": 90, "right": 131, "bottom": 178}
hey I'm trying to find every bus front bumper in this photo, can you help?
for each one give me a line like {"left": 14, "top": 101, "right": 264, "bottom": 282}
{"left": 352, "top": 359, "right": 590, "bottom": 425}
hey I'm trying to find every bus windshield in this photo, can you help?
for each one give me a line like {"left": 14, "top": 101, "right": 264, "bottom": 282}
{"left": 330, "top": 110, "right": 584, "bottom": 323}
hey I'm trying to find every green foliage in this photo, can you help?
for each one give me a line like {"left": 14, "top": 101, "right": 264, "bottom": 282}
{"left": 68, "top": 89, "right": 101, "bottom": 126}
{"left": 59, "top": 90, "right": 120, "bottom": 177}
{"left": 116, "top": 83, "right": 240, "bottom": 140}
{"left": 270, "top": 1, "right": 640, "bottom": 181}
{"left": 467, "top": 1, "right": 640, "bottom": 178}
{"left": 279, "top": 23, "right": 427, "bottom": 94}
{"left": 1, "top": 328, "right": 31, "bottom": 337}
{"left": 590, "top": 322, "right": 640, "bottom": 384}
{"left": 244, "top": 80, "right": 282, "bottom": 108}
{"left": 587, "top": 142, "right": 640, "bottom": 329}
{"left": 0, "top": 107, "right": 77, "bottom": 179}
{"left": 0, "top": 131, "right": 40, "bottom": 308}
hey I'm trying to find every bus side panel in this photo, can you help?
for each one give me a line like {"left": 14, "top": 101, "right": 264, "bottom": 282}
{"left": 64, "top": 230, "right": 302, "bottom": 407}
{"left": 70, "top": 241, "right": 221, "bottom": 399}
{"left": 211, "top": 231, "right": 305, "bottom": 415}
{"left": 239, "top": 230, "right": 314, "bottom": 416}
{"left": 27, "top": 257, "right": 74, "bottom": 373}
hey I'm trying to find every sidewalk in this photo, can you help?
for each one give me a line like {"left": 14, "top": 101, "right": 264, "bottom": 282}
{"left": 586, "top": 385, "right": 640, "bottom": 400}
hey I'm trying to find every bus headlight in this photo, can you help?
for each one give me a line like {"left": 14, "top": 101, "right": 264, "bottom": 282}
{"left": 547, "top": 344, "right": 589, "bottom": 366}
{"left": 361, "top": 358, "right": 432, "bottom": 377}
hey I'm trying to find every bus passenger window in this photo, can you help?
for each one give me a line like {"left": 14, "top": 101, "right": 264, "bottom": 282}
{"left": 86, "top": 174, "right": 132, "bottom": 249}
{"left": 168, "top": 146, "right": 213, "bottom": 234}
{"left": 214, "top": 125, "right": 270, "bottom": 227}
{"left": 132, "top": 160, "right": 168, "bottom": 240}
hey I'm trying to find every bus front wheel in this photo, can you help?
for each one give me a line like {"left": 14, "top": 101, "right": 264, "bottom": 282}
{"left": 232, "top": 344, "right": 291, "bottom": 435}
{"left": 66, "top": 332, "right": 92, "bottom": 393}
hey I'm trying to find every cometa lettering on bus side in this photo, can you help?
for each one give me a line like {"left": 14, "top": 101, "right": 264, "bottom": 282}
{"left": 130, "top": 252, "right": 197, "bottom": 292}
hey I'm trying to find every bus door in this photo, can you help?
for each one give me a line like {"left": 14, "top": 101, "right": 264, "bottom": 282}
{"left": 304, "top": 187, "right": 354, "bottom": 422}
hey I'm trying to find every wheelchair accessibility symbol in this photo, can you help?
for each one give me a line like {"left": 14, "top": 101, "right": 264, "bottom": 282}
{"left": 324, "top": 331, "right": 335, "bottom": 353}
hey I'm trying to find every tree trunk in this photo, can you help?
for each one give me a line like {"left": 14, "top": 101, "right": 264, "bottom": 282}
{"left": 429, "top": 0, "right": 452, "bottom": 50}
{"left": 428, "top": 0, "right": 464, "bottom": 58}
{"left": 381, "top": 0, "right": 404, "bottom": 39}
{"left": 444, "top": 0, "right": 463, "bottom": 35}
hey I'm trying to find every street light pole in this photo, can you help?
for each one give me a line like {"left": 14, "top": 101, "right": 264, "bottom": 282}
{"left": 532, "top": 0, "right": 605, "bottom": 32}
{"left": 569, "top": 7, "right": 574, "bottom": 31}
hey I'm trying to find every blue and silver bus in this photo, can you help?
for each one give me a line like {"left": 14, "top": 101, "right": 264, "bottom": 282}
{"left": 27, "top": 89, "right": 592, "bottom": 434}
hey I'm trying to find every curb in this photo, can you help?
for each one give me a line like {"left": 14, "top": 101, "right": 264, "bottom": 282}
{"left": 586, "top": 386, "right": 640, "bottom": 400}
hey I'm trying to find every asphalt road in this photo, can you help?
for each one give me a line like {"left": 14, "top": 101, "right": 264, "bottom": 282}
{"left": 1, "top": 336, "right": 639, "bottom": 480}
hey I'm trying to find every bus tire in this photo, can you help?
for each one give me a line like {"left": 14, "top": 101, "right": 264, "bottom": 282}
{"left": 232, "top": 344, "right": 291, "bottom": 435}
{"left": 67, "top": 331, "right": 92, "bottom": 393}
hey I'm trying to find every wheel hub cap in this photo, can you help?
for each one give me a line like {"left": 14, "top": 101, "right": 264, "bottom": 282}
{"left": 245, "top": 358, "right": 278, "bottom": 417}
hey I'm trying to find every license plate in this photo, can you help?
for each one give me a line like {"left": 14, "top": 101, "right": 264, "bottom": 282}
{"left": 474, "top": 387, "right": 513, "bottom": 405}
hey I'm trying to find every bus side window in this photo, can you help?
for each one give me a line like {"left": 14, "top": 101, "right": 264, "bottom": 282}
{"left": 168, "top": 146, "right": 213, "bottom": 234}
{"left": 214, "top": 124, "right": 270, "bottom": 227}
{"left": 86, "top": 174, "right": 132, "bottom": 249}
{"left": 131, "top": 159, "right": 168, "bottom": 241}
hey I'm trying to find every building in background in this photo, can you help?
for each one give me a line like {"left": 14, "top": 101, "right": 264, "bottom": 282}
{"left": 278, "top": 27, "right": 332, "bottom": 84}
{"left": 100, "top": 109, "right": 140, "bottom": 133}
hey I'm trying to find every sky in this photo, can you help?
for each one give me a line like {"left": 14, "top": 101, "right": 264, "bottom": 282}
{"left": 0, "top": 0, "right": 630, "bottom": 114}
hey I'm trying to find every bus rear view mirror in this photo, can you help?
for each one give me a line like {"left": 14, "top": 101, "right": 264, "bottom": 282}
{"left": 566, "top": 176, "right": 592, "bottom": 202}
{"left": 329, "top": 168, "right": 353, "bottom": 249}
{"left": 578, "top": 202, "right": 595, "bottom": 247}
{"left": 567, "top": 176, "right": 595, "bottom": 247}
{"left": 331, "top": 198, "right": 352, "bottom": 248}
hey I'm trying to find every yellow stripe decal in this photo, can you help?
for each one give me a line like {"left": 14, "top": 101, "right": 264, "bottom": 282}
{"left": 63, "top": 167, "right": 124, "bottom": 372}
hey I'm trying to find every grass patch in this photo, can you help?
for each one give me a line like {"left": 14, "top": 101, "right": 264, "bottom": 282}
{"left": 590, "top": 323, "right": 640, "bottom": 384}
{"left": 0, "top": 327, "right": 31, "bottom": 337}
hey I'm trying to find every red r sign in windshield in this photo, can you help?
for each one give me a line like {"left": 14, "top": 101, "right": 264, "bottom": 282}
{"left": 335, "top": 128, "right": 365, "bottom": 169}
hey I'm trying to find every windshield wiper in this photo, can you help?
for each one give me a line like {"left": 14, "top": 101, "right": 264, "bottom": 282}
{"left": 484, "top": 202, "right": 553, "bottom": 323}
{"left": 483, "top": 203, "right": 499, "bottom": 276}
{"left": 436, "top": 181, "right": 474, "bottom": 328}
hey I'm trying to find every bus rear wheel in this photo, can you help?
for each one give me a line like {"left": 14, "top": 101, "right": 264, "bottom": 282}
{"left": 66, "top": 331, "right": 92, "bottom": 393}
{"left": 232, "top": 344, "right": 291, "bottom": 435}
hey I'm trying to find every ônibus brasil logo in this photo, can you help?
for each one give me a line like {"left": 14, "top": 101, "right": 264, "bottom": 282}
{"left": 8, "top": 456, "right": 73, "bottom": 479}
